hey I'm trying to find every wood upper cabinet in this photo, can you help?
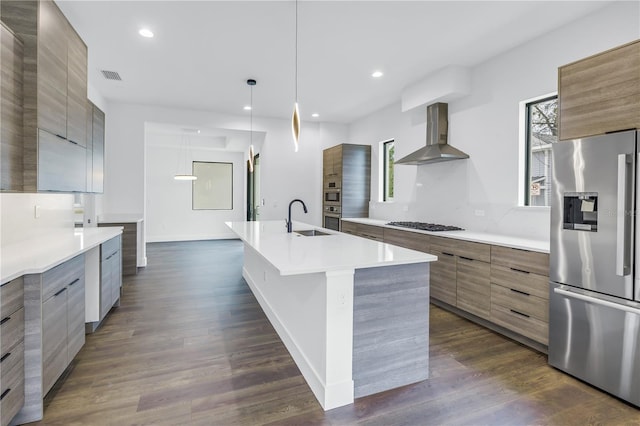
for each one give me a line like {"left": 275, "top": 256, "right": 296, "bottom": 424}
{"left": 0, "top": 22, "right": 24, "bottom": 191}
{"left": 91, "top": 103, "right": 105, "bottom": 193}
{"left": 65, "top": 21, "right": 87, "bottom": 146}
{"left": 558, "top": 39, "right": 640, "bottom": 140}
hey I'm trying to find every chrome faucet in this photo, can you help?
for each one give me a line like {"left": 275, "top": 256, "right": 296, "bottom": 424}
{"left": 286, "top": 199, "right": 308, "bottom": 232}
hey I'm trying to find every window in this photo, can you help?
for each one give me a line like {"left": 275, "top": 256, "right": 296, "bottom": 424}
{"left": 525, "top": 95, "right": 557, "bottom": 206}
{"left": 192, "top": 161, "right": 233, "bottom": 210}
{"left": 383, "top": 140, "right": 395, "bottom": 201}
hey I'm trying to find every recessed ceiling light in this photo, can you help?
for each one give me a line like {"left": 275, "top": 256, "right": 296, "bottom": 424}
{"left": 139, "top": 28, "right": 154, "bottom": 38}
{"left": 243, "top": 106, "right": 252, "bottom": 111}
{"left": 311, "top": 113, "right": 319, "bottom": 118}
{"left": 371, "top": 70, "right": 384, "bottom": 78}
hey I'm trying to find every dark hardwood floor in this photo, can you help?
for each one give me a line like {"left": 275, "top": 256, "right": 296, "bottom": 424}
{"left": 28, "top": 240, "right": 639, "bottom": 425}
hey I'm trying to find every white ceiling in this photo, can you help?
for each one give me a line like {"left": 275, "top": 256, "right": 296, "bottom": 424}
{"left": 57, "top": 0, "right": 611, "bottom": 124}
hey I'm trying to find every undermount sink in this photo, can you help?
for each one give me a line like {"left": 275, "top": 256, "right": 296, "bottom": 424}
{"left": 294, "top": 229, "right": 332, "bottom": 237}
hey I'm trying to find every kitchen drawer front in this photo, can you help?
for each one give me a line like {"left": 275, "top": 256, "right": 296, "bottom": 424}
{"left": 383, "top": 228, "right": 429, "bottom": 252}
{"left": 491, "top": 283, "right": 549, "bottom": 323}
{"left": 430, "top": 236, "right": 458, "bottom": 256}
{"left": 456, "top": 258, "right": 491, "bottom": 319}
{"left": 341, "top": 221, "right": 357, "bottom": 235}
{"left": 356, "top": 223, "right": 384, "bottom": 242}
{"left": 0, "top": 307, "right": 24, "bottom": 355}
{"left": 1, "top": 276, "right": 24, "bottom": 317}
{"left": 101, "top": 235, "right": 121, "bottom": 260}
{"left": 490, "top": 264, "right": 548, "bottom": 300}
{"left": 456, "top": 240, "right": 491, "bottom": 263}
{"left": 491, "top": 303, "right": 548, "bottom": 345}
{"left": 42, "top": 253, "right": 84, "bottom": 301}
{"left": 430, "top": 251, "right": 457, "bottom": 306}
{"left": 491, "top": 245, "right": 549, "bottom": 276}
{"left": 0, "top": 341, "right": 24, "bottom": 426}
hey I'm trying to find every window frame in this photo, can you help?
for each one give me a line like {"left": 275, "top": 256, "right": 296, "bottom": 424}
{"left": 382, "top": 139, "right": 395, "bottom": 202}
{"left": 521, "top": 93, "right": 557, "bottom": 208}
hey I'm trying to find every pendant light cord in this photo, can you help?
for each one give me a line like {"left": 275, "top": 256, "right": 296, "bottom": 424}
{"left": 295, "top": 0, "right": 298, "bottom": 103}
{"left": 250, "top": 84, "right": 253, "bottom": 145}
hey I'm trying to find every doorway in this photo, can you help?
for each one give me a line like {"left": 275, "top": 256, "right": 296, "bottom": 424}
{"left": 247, "top": 154, "right": 261, "bottom": 221}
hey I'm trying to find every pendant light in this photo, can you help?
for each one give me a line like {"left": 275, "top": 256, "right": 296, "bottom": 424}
{"left": 174, "top": 134, "right": 197, "bottom": 181}
{"left": 247, "top": 78, "right": 256, "bottom": 172}
{"left": 291, "top": 0, "right": 300, "bottom": 152}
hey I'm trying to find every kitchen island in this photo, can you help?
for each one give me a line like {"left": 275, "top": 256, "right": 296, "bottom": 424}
{"left": 226, "top": 220, "right": 437, "bottom": 410}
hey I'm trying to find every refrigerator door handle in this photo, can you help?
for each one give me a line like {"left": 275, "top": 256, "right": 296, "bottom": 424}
{"left": 554, "top": 287, "right": 640, "bottom": 315}
{"left": 616, "top": 153, "right": 632, "bottom": 276}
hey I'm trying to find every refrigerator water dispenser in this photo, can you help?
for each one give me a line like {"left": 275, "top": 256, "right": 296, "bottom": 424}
{"left": 563, "top": 192, "right": 598, "bottom": 231}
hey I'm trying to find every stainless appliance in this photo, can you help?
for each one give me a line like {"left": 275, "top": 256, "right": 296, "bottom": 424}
{"left": 324, "top": 189, "right": 340, "bottom": 205}
{"left": 387, "top": 221, "right": 464, "bottom": 232}
{"left": 549, "top": 129, "right": 640, "bottom": 407}
{"left": 395, "top": 103, "right": 469, "bottom": 165}
{"left": 323, "top": 206, "right": 341, "bottom": 231}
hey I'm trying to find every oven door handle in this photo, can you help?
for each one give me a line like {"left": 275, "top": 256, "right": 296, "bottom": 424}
{"left": 554, "top": 287, "right": 640, "bottom": 315}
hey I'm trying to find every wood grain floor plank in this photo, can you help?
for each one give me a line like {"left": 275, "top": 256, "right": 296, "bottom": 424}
{"left": 25, "top": 240, "right": 639, "bottom": 425}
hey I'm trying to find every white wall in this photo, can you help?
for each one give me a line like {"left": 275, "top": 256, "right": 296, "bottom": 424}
{"left": 101, "top": 102, "right": 348, "bottom": 242}
{"left": 350, "top": 1, "right": 640, "bottom": 240}
{"left": 145, "top": 133, "right": 245, "bottom": 241}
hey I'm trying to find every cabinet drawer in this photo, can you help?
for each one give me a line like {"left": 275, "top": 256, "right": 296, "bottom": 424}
{"left": 0, "top": 341, "right": 24, "bottom": 426}
{"left": 456, "top": 257, "right": 491, "bottom": 319}
{"left": 101, "top": 235, "right": 120, "bottom": 260}
{"left": 457, "top": 240, "right": 491, "bottom": 263}
{"left": 491, "top": 245, "right": 549, "bottom": 276}
{"left": 383, "top": 228, "right": 429, "bottom": 252}
{"left": 1, "top": 341, "right": 24, "bottom": 389}
{"left": 430, "top": 251, "right": 456, "bottom": 306}
{"left": 430, "top": 236, "right": 458, "bottom": 256}
{"left": 491, "top": 283, "right": 549, "bottom": 323}
{"left": 0, "top": 307, "right": 24, "bottom": 355}
{"left": 1, "top": 276, "right": 24, "bottom": 317}
{"left": 490, "top": 264, "right": 548, "bottom": 300}
{"left": 42, "top": 254, "right": 84, "bottom": 301}
{"left": 491, "top": 303, "right": 548, "bottom": 345}
{"left": 357, "top": 223, "right": 384, "bottom": 242}
{"left": 341, "top": 221, "right": 357, "bottom": 235}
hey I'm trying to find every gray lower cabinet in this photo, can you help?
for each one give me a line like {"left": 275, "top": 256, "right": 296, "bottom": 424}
{"left": 0, "top": 276, "right": 25, "bottom": 426}
{"left": 101, "top": 235, "right": 121, "bottom": 321}
{"left": 16, "top": 254, "right": 85, "bottom": 424}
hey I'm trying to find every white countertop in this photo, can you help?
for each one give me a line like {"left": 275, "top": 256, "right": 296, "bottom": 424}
{"left": 1, "top": 227, "right": 123, "bottom": 284}
{"left": 98, "top": 214, "right": 143, "bottom": 223}
{"left": 226, "top": 220, "right": 437, "bottom": 276}
{"left": 343, "top": 218, "right": 550, "bottom": 253}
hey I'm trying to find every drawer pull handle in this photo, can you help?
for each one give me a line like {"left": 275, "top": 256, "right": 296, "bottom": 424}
{"left": 0, "top": 388, "right": 10, "bottom": 401}
{"left": 510, "top": 267, "right": 530, "bottom": 274}
{"left": 69, "top": 278, "right": 80, "bottom": 287}
{"left": 55, "top": 134, "right": 66, "bottom": 140}
{"left": 510, "top": 309, "right": 530, "bottom": 318}
{"left": 0, "top": 352, "right": 10, "bottom": 363}
{"left": 510, "top": 288, "right": 530, "bottom": 296}
{"left": 459, "top": 256, "right": 474, "bottom": 261}
{"left": 441, "top": 252, "right": 455, "bottom": 257}
{"left": 0, "top": 317, "right": 10, "bottom": 326}
{"left": 54, "top": 287, "right": 67, "bottom": 297}
{"left": 68, "top": 139, "right": 79, "bottom": 145}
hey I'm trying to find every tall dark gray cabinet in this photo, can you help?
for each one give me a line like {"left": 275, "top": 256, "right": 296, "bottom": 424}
{"left": 322, "top": 144, "right": 371, "bottom": 231}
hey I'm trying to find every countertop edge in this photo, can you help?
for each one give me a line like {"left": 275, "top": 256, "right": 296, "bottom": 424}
{"left": 342, "top": 218, "right": 550, "bottom": 254}
{"left": 1, "top": 227, "right": 123, "bottom": 284}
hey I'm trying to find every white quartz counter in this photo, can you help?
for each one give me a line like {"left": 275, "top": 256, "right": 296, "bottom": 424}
{"left": 343, "top": 218, "right": 549, "bottom": 253}
{"left": 1, "top": 227, "right": 123, "bottom": 284}
{"left": 226, "top": 220, "right": 437, "bottom": 276}
{"left": 98, "top": 214, "right": 143, "bottom": 223}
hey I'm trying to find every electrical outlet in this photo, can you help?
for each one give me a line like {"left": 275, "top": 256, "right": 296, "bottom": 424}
{"left": 402, "top": 205, "right": 409, "bottom": 212}
{"left": 474, "top": 209, "right": 485, "bottom": 217}
{"left": 34, "top": 205, "right": 41, "bottom": 219}
{"left": 338, "top": 291, "right": 346, "bottom": 306}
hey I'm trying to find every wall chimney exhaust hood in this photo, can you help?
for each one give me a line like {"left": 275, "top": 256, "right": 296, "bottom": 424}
{"left": 395, "top": 103, "right": 469, "bottom": 165}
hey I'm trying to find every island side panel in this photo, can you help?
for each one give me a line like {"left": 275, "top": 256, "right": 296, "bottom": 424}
{"left": 353, "top": 262, "right": 430, "bottom": 398}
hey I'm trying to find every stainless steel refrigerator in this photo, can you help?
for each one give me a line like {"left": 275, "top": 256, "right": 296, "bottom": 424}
{"left": 549, "top": 129, "right": 640, "bottom": 406}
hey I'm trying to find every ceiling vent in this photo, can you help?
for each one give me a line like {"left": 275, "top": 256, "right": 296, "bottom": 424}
{"left": 101, "top": 70, "right": 122, "bottom": 81}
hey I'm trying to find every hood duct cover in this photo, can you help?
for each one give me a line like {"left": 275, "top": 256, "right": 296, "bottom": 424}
{"left": 395, "top": 102, "right": 469, "bottom": 165}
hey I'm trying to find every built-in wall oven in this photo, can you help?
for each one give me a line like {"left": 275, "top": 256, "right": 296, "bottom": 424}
{"left": 323, "top": 206, "right": 341, "bottom": 231}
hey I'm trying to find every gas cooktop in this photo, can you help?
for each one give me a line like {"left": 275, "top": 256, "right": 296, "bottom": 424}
{"left": 386, "top": 221, "right": 465, "bottom": 232}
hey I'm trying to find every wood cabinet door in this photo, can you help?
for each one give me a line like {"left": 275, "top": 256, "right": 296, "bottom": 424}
{"left": 91, "top": 105, "right": 105, "bottom": 193}
{"left": 66, "top": 276, "right": 85, "bottom": 362}
{"left": 456, "top": 257, "right": 491, "bottom": 320}
{"left": 100, "top": 255, "right": 113, "bottom": 320}
{"left": 37, "top": 129, "right": 87, "bottom": 192}
{"left": 559, "top": 40, "right": 640, "bottom": 140}
{"left": 430, "top": 250, "right": 457, "bottom": 306}
{"left": 42, "top": 287, "right": 68, "bottom": 395}
{"left": 65, "top": 22, "right": 87, "bottom": 147}
{"left": 111, "top": 250, "right": 121, "bottom": 307}
{"left": 37, "top": 0, "right": 67, "bottom": 137}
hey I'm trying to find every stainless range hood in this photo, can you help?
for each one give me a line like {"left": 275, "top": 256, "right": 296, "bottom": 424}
{"left": 395, "top": 103, "right": 469, "bottom": 165}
